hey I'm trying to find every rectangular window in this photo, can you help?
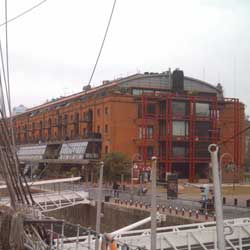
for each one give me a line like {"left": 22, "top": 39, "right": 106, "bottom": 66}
{"left": 195, "top": 142, "right": 209, "bottom": 158}
{"left": 105, "top": 145, "right": 109, "bottom": 154}
{"left": 105, "top": 107, "right": 108, "bottom": 115}
{"left": 147, "top": 146, "right": 154, "bottom": 158}
{"left": 147, "top": 126, "right": 153, "bottom": 139}
{"left": 195, "top": 122, "right": 210, "bottom": 137}
{"left": 138, "top": 126, "right": 153, "bottom": 139}
{"left": 97, "top": 109, "right": 100, "bottom": 116}
{"left": 159, "top": 120, "right": 166, "bottom": 137}
{"left": 132, "top": 89, "right": 143, "bottom": 95}
{"left": 147, "top": 103, "right": 156, "bottom": 114}
{"left": 105, "top": 124, "right": 108, "bottom": 133}
{"left": 138, "top": 127, "right": 143, "bottom": 139}
{"left": 143, "top": 89, "right": 154, "bottom": 94}
{"left": 172, "top": 146, "right": 187, "bottom": 157}
{"left": 97, "top": 125, "right": 100, "bottom": 133}
{"left": 172, "top": 121, "right": 189, "bottom": 136}
{"left": 172, "top": 101, "right": 186, "bottom": 116}
{"left": 196, "top": 103, "right": 210, "bottom": 116}
{"left": 159, "top": 102, "right": 166, "bottom": 114}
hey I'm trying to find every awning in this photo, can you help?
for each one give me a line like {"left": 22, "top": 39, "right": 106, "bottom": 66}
{"left": 17, "top": 145, "right": 47, "bottom": 160}
{"left": 59, "top": 142, "right": 88, "bottom": 160}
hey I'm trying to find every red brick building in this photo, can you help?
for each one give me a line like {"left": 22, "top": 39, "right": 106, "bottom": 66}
{"left": 12, "top": 70, "right": 245, "bottom": 182}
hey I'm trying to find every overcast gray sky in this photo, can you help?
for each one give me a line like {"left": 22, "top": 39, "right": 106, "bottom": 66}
{"left": 0, "top": 0, "right": 250, "bottom": 115}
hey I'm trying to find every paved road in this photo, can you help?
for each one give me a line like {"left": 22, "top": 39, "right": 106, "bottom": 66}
{"left": 51, "top": 182, "right": 250, "bottom": 220}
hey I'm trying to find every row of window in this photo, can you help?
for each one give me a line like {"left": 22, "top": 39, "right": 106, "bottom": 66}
{"left": 139, "top": 121, "right": 214, "bottom": 138}
{"left": 97, "top": 107, "right": 109, "bottom": 116}
{"left": 132, "top": 88, "right": 167, "bottom": 96}
{"left": 97, "top": 124, "right": 109, "bottom": 133}
{"left": 138, "top": 102, "right": 211, "bottom": 117}
{"left": 132, "top": 89, "right": 154, "bottom": 95}
{"left": 139, "top": 144, "right": 210, "bottom": 158}
{"left": 138, "top": 126, "right": 154, "bottom": 139}
{"left": 17, "top": 108, "right": 110, "bottom": 132}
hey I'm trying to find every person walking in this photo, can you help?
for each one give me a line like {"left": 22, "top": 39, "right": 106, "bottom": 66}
{"left": 112, "top": 182, "right": 119, "bottom": 198}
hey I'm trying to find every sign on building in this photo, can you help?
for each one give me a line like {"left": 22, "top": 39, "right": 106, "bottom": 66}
{"left": 167, "top": 174, "right": 178, "bottom": 199}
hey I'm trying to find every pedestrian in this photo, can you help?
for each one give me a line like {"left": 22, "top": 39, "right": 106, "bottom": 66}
{"left": 112, "top": 182, "right": 119, "bottom": 197}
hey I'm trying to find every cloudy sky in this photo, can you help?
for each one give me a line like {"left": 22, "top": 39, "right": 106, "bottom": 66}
{"left": 0, "top": 0, "right": 250, "bottom": 115}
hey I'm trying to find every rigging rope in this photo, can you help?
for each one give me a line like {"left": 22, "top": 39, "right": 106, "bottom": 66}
{"left": 0, "top": 0, "right": 48, "bottom": 28}
{"left": 88, "top": 0, "right": 117, "bottom": 85}
{"left": 219, "top": 125, "right": 250, "bottom": 146}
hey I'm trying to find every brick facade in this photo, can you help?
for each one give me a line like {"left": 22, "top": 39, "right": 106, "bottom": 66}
{"left": 11, "top": 73, "right": 246, "bottom": 182}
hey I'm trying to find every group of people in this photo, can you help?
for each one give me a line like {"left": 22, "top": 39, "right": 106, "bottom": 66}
{"left": 112, "top": 181, "right": 148, "bottom": 197}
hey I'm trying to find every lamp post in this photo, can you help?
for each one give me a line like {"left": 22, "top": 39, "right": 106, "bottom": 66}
{"left": 131, "top": 153, "right": 141, "bottom": 201}
{"left": 95, "top": 161, "right": 104, "bottom": 250}
{"left": 208, "top": 144, "right": 225, "bottom": 250}
{"left": 151, "top": 156, "right": 157, "bottom": 250}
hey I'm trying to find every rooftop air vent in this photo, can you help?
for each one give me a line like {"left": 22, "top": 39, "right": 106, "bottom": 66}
{"left": 83, "top": 85, "right": 91, "bottom": 91}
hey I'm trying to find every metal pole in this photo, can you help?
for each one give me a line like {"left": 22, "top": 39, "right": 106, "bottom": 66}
{"left": 61, "top": 222, "right": 64, "bottom": 250}
{"left": 151, "top": 156, "right": 157, "bottom": 250}
{"left": 76, "top": 224, "right": 80, "bottom": 250}
{"left": 30, "top": 164, "right": 33, "bottom": 182}
{"left": 95, "top": 161, "right": 104, "bottom": 250}
{"left": 139, "top": 173, "right": 143, "bottom": 197}
{"left": 50, "top": 223, "right": 53, "bottom": 250}
{"left": 233, "top": 167, "right": 236, "bottom": 191}
{"left": 121, "top": 174, "right": 124, "bottom": 190}
{"left": 208, "top": 144, "right": 225, "bottom": 250}
{"left": 111, "top": 216, "right": 153, "bottom": 236}
{"left": 88, "top": 229, "right": 91, "bottom": 250}
{"left": 130, "top": 162, "right": 134, "bottom": 201}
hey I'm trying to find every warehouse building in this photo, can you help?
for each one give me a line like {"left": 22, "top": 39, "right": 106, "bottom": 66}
{"left": 12, "top": 69, "right": 245, "bottom": 182}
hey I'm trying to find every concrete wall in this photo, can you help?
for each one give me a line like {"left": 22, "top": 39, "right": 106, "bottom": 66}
{"left": 47, "top": 203, "right": 194, "bottom": 233}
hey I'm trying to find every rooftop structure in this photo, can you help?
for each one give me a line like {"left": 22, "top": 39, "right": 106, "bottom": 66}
{"left": 12, "top": 104, "right": 28, "bottom": 115}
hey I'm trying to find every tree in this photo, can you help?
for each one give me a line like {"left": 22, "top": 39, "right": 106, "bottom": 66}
{"left": 103, "top": 152, "right": 131, "bottom": 182}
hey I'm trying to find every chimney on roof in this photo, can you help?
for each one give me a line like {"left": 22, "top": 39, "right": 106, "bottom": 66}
{"left": 102, "top": 80, "right": 110, "bottom": 85}
{"left": 172, "top": 69, "right": 184, "bottom": 92}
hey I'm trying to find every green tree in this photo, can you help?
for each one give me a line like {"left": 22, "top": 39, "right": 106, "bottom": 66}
{"left": 103, "top": 152, "right": 131, "bottom": 182}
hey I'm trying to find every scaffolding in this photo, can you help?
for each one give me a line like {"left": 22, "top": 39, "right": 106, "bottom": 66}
{"left": 139, "top": 93, "right": 241, "bottom": 182}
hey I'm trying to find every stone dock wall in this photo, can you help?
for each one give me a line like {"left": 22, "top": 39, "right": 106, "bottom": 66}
{"left": 47, "top": 202, "right": 195, "bottom": 233}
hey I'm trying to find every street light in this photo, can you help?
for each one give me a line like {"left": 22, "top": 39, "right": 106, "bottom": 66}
{"left": 220, "top": 153, "right": 235, "bottom": 184}
{"left": 151, "top": 156, "right": 157, "bottom": 250}
{"left": 219, "top": 153, "right": 234, "bottom": 184}
{"left": 95, "top": 161, "right": 104, "bottom": 250}
{"left": 208, "top": 144, "right": 225, "bottom": 250}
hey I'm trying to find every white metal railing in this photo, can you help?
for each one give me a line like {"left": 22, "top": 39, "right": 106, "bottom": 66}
{"left": 35, "top": 190, "right": 90, "bottom": 212}
{"left": 0, "top": 190, "right": 90, "bottom": 212}
{"left": 59, "top": 218, "right": 250, "bottom": 250}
